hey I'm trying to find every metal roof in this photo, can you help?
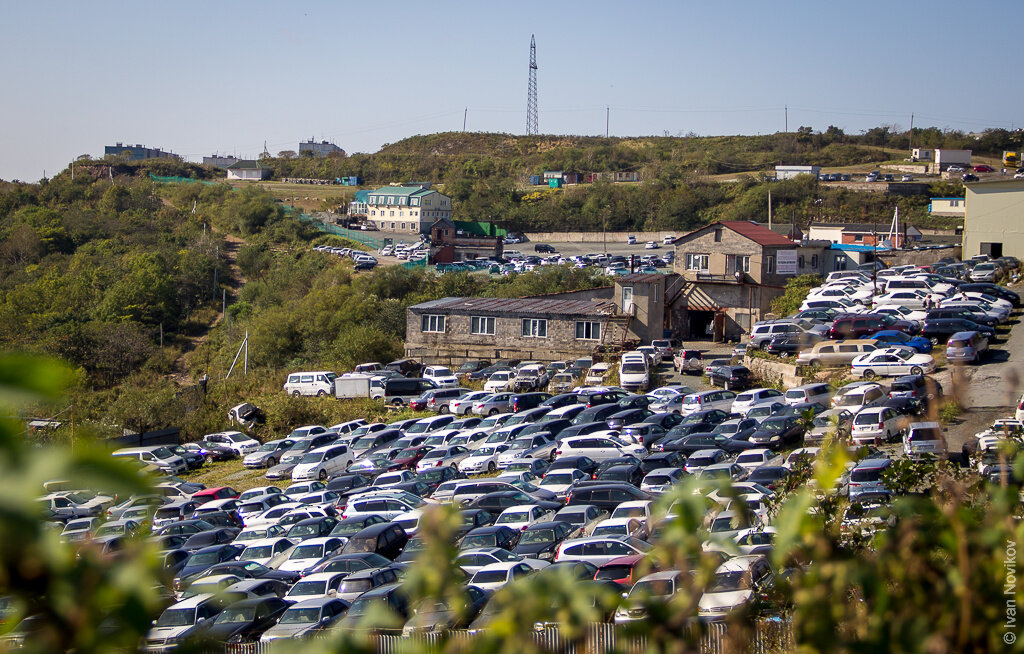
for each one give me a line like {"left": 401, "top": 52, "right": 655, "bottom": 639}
{"left": 619, "top": 273, "right": 664, "bottom": 283}
{"left": 409, "top": 297, "right": 616, "bottom": 317}
{"left": 672, "top": 221, "right": 796, "bottom": 248}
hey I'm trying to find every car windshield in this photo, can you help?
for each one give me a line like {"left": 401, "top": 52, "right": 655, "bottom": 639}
{"left": 622, "top": 364, "right": 646, "bottom": 374}
{"left": 290, "top": 580, "right": 328, "bottom": 596}
{"left": 280, "top": 607, "right": 321, "bottom": 624}
{"left": 541, "top": 473, "right": 575, "bottom": 486}
{"left": 645, "top": 475, "right": 672, "bottom": 485}
{"left": 215, "top": 606, "right": 257, "bottom": 624}
{"left": 406, "top": 423, "right": 432, "bottom": 434}
{"left": 324, "top": 560, "right": 371, "bottom": 574}
{"left": 156, "top": 608, "right": 196, "bottom": 627}
{"left": 709, "top": 571, "right": 752, "bottom": 592}
{"left": 460, "top": 535, "right": 494, "bottom": 549}
{"left": 292, "top": 544, "right": 325, "bottom": 559}
{"left": 340, "top": 579, "right": 373, "bottom": 593}
{"left": 836, "top": 395, "right": 865, "bottom": 407}
{"left": 496, "top": 512, "right": 528, "bottom": 524}
{"left": 473, "top": 570, "right": 510, "bottom": 583}
{"left": 519, "top": 529, "right": 556, "bottom": 544}
{"left": 241, "top": 545, "right": 273, "bottom": 560}
{"left": 893, "top": 350, "right": 914, "bottom": 361}
{"left": 256, "top": 442, "right": 278, "bottom": 452}
{"left": 187, "top": 551, "right": 221, "bottom": 566}
{"left": 760, "top": 420, "right": 786, "bottom": 433}
{"left": 633, "top": 579, "right": 675, "bottom": 597}
{"left": 508, "top": 440, "right": 531, "bottom": 451}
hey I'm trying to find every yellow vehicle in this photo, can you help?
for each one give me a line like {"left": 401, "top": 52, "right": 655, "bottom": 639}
{"left": 1003, "top": 151, "right": 1020, "bottom": 168}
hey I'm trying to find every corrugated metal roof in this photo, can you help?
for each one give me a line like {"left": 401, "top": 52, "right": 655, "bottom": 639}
{"left": 409, "top": 296, "right": 616, "bottom": 316}
{"left": 619, "top": 273, "right": 664, "bottom": 283}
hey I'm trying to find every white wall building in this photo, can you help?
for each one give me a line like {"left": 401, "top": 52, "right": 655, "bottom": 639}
{"left": 367, "top": 185, "right": 453, "bottom": 234}
{"left": 775, "top": 165, "right": 821, "bottom": 180}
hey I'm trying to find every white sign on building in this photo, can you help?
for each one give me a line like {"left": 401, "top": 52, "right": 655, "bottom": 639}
{"left": 777, "top": 250, "right": 798, "bottom": 275}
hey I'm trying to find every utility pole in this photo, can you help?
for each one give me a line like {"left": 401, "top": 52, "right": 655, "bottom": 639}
{"left": 767, "top": 189, "right": 772, "bottom": 229}
{"left": 463, "top": 108, "right": 467, "bottom": 132}
{"left": 606, "top": 106, "right": 610, "bottom": 138}
{"left": 784, "top": 105, "right": 788, "bottom": 133}
{"left": 909, "top": 113, "right": 915, "bottom": 152}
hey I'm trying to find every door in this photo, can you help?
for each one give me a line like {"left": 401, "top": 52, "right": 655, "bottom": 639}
{"left": 713, "top": 312, "right": 725, "bottom": 342}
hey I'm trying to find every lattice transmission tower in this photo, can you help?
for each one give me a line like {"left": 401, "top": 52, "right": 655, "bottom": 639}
{"left": 527, "top": 35, "right": 538, "bottom": 136}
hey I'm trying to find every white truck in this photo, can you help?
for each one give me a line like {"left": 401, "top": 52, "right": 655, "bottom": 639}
{"left": 334, "top": 374, "right": 385, "bottom": 400}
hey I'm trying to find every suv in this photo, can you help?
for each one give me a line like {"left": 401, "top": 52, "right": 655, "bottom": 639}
{"left": 749, "top": 320, "right": 815, "bottom": 349}
{"left": 828, "top": 315, "right": 890, "bottom": 340}
{"left": 385, "top": 359, "right": 423, "bottom": 377}
{"left": 903, "top": 422, "right": 947, "bottom": 459}
{"left": 534, "top": 243, "right": 556, "bottom": 253}
{"left": 708, "top": 366, "right": 752, "bottom": 391}
{"left": 673, "top": 349, "right": 704, "bottom": 375}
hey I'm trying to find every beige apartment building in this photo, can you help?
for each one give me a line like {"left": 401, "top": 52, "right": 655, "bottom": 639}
{"left": 963, "top": 180, "right": 1024, "bottom": 259}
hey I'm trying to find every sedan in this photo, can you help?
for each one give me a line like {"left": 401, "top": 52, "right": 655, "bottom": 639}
{"left": 863, "top": 330, "right": 932, "bottom": 353}
{"left": 415, "top": 446, "right": 472, "bottom": 473}
{"left": 260, "top": 598, "right": 350, "bottom": 642}
{"left": 747, "top": 416, "right": 805, "bottom": 450}
{"left": 554, "top": 535, "right": 653, "bottom": 566}
{"left": 473, "top": 393, "right": 515, "bottom": 416}
{"left": 850, "top": 347, "right": 936, "bottom": 379}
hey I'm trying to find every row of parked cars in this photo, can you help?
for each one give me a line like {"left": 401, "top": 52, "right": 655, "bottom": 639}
{"left": 743, "top": 257, "right": 1019, "bottom": 371}
{"left": 39, "top": 375, "right": 918, "bottom": 649}
{"left": 313, "top": 245, "right": 378, "bottom": 271}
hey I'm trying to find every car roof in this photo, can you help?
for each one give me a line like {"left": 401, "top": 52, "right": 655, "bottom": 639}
{"left": 714, "top": 554, "right": 766, "bottom": 573}
{"left": 169, "top": 593, "right": 217, "bottom": 609}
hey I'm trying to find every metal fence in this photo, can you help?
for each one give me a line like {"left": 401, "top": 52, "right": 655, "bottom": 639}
{"left": 295, "top": 213, "right": 383, "bottom": 250}
{"left": 185, "top": 620, "right": 793, "bottom": 654}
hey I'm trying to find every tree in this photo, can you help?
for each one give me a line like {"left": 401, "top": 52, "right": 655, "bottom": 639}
{"left": 770, "top": 274, "right": 823, "bottom": 316}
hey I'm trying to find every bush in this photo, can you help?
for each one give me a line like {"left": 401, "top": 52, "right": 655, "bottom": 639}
{"left": 770, "top": 274, "right": 822, "bottom": 316}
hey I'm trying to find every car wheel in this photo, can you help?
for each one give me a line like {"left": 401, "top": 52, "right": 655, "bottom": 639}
{"left": 292, "top": 391, "right": 301, "bottom": 397}
{"left": 439, "top": 405, "right": 449, "bottom": 414}
{"left": 392, "top": 399, "right": 404, "bottom": 407}
{"left": 489, "top": 408, "right": 499, "bottom": 416}
{"left": 910, "top": 366, "right": 923, "bottom": 375}
{"left": 930, "top": 337, "right": 940, "bottom": 346}
{"left": 266, "top": 457, "right": 276, "bottom": 467}
{"left": 863, "top": 369, "right": 876, "bottom": 380}
{"left": 318, "top": 469, "right": 328, "bottom": 481}
{"left": 487, "top": 461, "right": 496, "bottom": 473}
{"left": 317, "top": 390, "right": 327, "bottom": 397}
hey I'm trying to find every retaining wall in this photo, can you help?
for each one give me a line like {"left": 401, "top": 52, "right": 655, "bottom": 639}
{"left": 744, "top": 355, "right": 803, "bottom": 388}
{"left": 524, "top": 231, "right": 678, "bottom": 244}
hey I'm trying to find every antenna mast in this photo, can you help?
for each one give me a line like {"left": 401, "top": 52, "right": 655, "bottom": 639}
{"left": 527, "top": 35, "right": 539, "bottom": 136}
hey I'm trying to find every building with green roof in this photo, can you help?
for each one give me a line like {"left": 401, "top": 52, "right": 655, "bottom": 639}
{"left": 367, "top": 185, "right": 452, "bottom": 234}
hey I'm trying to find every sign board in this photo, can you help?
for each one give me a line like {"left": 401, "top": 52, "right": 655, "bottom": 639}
{"left": 777, "top": 250, "right": 798, "bottom": 275}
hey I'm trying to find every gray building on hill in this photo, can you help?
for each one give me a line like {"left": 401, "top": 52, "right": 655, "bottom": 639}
{"left": 104, "top": 143, "right": 179, "bottom": 161}
{"left": 299, "top": 140, "right": 345, "bottom": 157}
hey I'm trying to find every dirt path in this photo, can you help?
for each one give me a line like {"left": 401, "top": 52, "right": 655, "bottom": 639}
{"left": 169, "top": 232, "right": 248, "bottom": 384}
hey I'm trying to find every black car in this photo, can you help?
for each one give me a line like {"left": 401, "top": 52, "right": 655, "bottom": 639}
{"left": 512, "top": 520, "right": 573, "bottom": 560}
{"left": 882, "top": 396, "right": 924, "bottom": 417}
{"left": 639, "top": 451, "right": 686, "bottom": 475}
{"left": 660, "top": 433, "right": 754, "bottom": 456}
{"left": 167, "top": 444, "right": 206, "bottom": 470}
{"left": 605, "top": 408, "right": 654, "bottom": 431}
{"left": 576, "top": 389, "right": 628, "bottom": 407}
{"left": 540, "top": 393, "right": 582, "bottom": 409}
{"left": 617, "top": 395, "right": 654, "bottom": 410}
{"left": 509, "top": 392, "right": 552, "bottom": 412}
{"left": 596, "top": 464, "right": 644, "bottom": 486}
{"left": 534, "top": 243, "right": 556, "bottom": 253}
{"left": 182, "top": 528, "right": 241, "bottom": 552}
{"left": 748, "top": 416, "right": 805, "bottom": 450}
{"left": 174, "top": 544, "right": 246, "bottom": 587}
{"left": 201, "top": 596, "right": 290, "bottom": 644}
{"left": 307, "top": 551, "right": 393, "bottom": 577}
{"left": 415, "top": 466, "right": 463, "bottom": 493}
{"left": 157, "top": 519, "right": 218, "bottom": 538}
{"left": 709, "top": 365, "right": 753, "bottom": 391}
{"left": 326, "top": 473, "right": 375, "bottom": 497}
{"left": 572, "top": 404, "right": 624, "bottom": 426}
{"left": 594, "top": 456, "right": 643, "bottom": 478}
{"left": 766, "top": 334, "right": 821, "bottom": 357}
{"left": 889, "top": 374, "right": 943, "bottom": 401}
{"left": 926, "top": 307, "right": 998, "bottom": 328}
{"left": 194, "top": 440, "right": 237, "bottom": 462}
{"left": 521, "top": 418, "right": 572, "bottom": 439}
{"left": 458, "top": 525, "right": 521, "bottom": 551}
{"left": 286, "top": 517, "right": 339, "bottom": 541}
{"left": 681, "top": 409, "right": 731, "bottom": 426}
{"left": 641, "top": 412, "right": 685, "bottom": 430}
{"left": 456, "top": 509, "right": 497, "bottom": 539}
{"left": 330, "top": 515, "right": 389, "bottom": 538}
{"left": 565, "top": 484, "right": 651, "bottom": 512}
{"left": 468, "top": 491, "right": 561, "bottom": 515}
{"left": 343, "top": 523, "right": 409, "bottom": 560}
{"left": 921, "top": 318, "right": 996, "bottom": 345}
{"left": 557, "top": 421, "right": 614, "bottom": 441}
{"left": 545, "top": 456, "right": 600, "bottom": 479}
{"left": 745, "top": 466, "right": 790, "bottom": 492}
{"left": 469, "top": 364, "right": 515, "bottom": 381}
{"left": 456, "top": 360, "right": 491, "bottom": 377}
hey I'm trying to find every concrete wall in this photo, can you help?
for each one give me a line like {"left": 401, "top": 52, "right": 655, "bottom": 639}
{"left": 742, "top": 356, "right": 802, "bottom": 388}
{"left": 963, "top": 181, "right": 1024, "bottom": 258}
{"left": 525, "top": 231, "right": 678, "bottom": 244}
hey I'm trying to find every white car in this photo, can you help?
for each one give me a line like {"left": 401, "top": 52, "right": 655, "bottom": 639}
{"left": 470, "top": 561, "right": 546, "bottom": 592}
{"left": 554, "top": 435, "right": 645, "bottom": 461}
{"left": 371, "top": 470, "right": 417, "bottom": 488}
{"left": 415, "top": 445, "right": 472, "bottom": 473}
{"left": 449, "top": 391, "right": 489, "bottom": 415}
{"left": 872, "top": 304, "right": 927, "bottom": 326}
{"left": 484, "top": 371, "right": 514, "bottom": 393}
{"left": 290, "top": 444, "right": 354, "bottom": 482}
{"left": 284, "top": 571, "right": 348, "bottom": 601}
{"left": 203, "top": 431, "right": 260, "bottom": 457}
{"left": 610, "top": 500, "right": 654, "bottom": 525}
{"left": 455, "top": 548, "right": 523, "bottom": 575}
{"left": 537, "top": 468, "right": 589, "bottom": 497}
{"left": 871, "top": 290, "right": 943, "bottom": 311}
{"left": 341, "top": 494, "right": 422, "bottom": 521}
{"left": 850, "top": 406, "right": 906, "bottom": 445}
{"left": 554, "top": 535, "right": 653, "bottom": 566}
{"left": 735, "top": 448, "right": 775, "bottom": 470}
{"left": 496, "top": 435, "right": 556, "bottom": 469}
{"left": 698, "top": 555, "right": 775, "bottom": 621}
{"left": 639, "top": 468, "right": 685, "bottom": 495}
{"left": 591, "top": 517, "right": 648, "bottom": 540}
{"left": 644, "top": 241, "right": 659, "bottom": 249}
{"left": 494, "top": 504, "right": 555, "bottom": 531}
{"left": 423, "top": 366, "right": 459, "bottom": 388}
{"left": 730, "top": 388, "right": 784, "bottom": 415}
{"left": 238, "top": 537, "right": 295, "bottom": 567}
{"left": 850, "top": 347, "right": 935, "bottom": 379}
{"left": 458, "top": 446, "right": 505, "bottom": 475}
{"left": 275, "top": 537, "right": 346, "bottom": 573}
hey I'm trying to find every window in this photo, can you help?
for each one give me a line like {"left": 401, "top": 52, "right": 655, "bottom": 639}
{"left": 522, "top": 319, "right": 547, "bottom": 338}
{"left": 686, "top": 254, "right": 710, "bottom": 271}
{"left": 798, "top": 255, "right": 805, "bottom": 268}
{"left": 412, "top": 198, "right": 420, "bottom": 206}
{"left": 653, "top": 283, "right": 660, "bottom": 303}
{"left": 621, "top": 286, "right": 633, "bottom": 311}
{"left": 575, "top": 321, "right": 601, "bottom": 340}
{"left": 421, "top": 315, "right": 446, "bottom": 333}
{"left": 766, "top": 256, "right": 775, "bottom": 274}
{"left": 401, "top": 223, "right": 406, "bottom": 230}
{"left": 471, "top": 316, "right": 495, "bottom": 335}
{"left": 811, "top": 254, "right": 819, "bottom": 268}
{"left": 714, "top": 229, "right": 722, "bottom": 242}
{"left": 854, "top": 234, "right": 864, "bottom": 242}
{"left": 728, "top": 255, "right": 750, "bottom": 273}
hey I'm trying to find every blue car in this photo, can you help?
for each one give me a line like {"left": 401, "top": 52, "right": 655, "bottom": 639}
{"left": 864, "top": 330, "right": 932, "bottom": 353}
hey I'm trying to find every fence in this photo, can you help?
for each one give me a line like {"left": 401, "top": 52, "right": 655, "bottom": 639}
{"left": 148, "top": 173, "right": 217, "bottom": 185}
{"left": 177, "top": 620, "right": 793, "bottom": 654}
{"left": 295, "top": 212, "right": 383, "bottom": 250}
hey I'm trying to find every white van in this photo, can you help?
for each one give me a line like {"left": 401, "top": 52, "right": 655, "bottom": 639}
{"left": 783, "top": 383, "right": 833, "bottom": 408}
{"left": 619, "top": 353, "right": 650, "bottom": 392}
{"left": 291, "top": 444, "right": 354, "bottom": 482}
{"left": 585, "top": 363, "right": 611, "bottom": 386}
{"left": 112, "top": 446, "right": 187, "bottom": 475}
{"left": 284, "top": 371, "right": 338, "bottom": 397}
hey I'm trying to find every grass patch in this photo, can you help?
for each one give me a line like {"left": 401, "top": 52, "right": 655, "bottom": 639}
{"left": 180, "top": 459, "right": 280, "bottom": 492}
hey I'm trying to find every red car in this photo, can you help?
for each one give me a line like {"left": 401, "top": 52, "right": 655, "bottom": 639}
{"left": 974, "top": 164, "right": 995, "bottom": 173}
{"left": 593, "top": 554, "right": 649, "bottom": 587}
{"left": 192, "top": 486, "right": 239, "bottom": 504}
{"left": 389, "top": 446, "right": 431, "bottom": 470}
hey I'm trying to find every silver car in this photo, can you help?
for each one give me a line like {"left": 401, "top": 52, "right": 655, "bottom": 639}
{"left": 472, "top": 393, "right": 514, "bottom": 416}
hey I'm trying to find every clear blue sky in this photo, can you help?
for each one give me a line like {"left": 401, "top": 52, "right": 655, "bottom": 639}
{"left": 1, "top": 0, "right": 1021, "bottom": 181}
